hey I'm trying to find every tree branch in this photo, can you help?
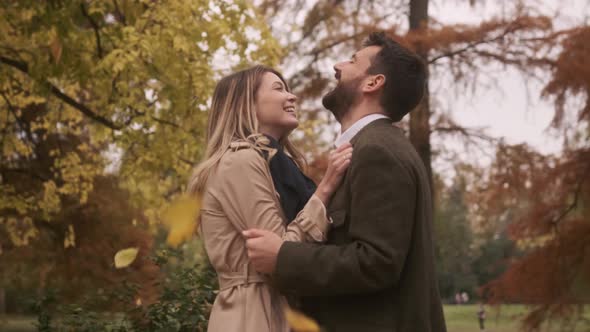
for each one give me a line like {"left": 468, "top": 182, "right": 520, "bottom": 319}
{"left": 306, "top": 31, "right": 368, "bottom": 58}
{"left": 178, "top": 156, "right": 195, "bottom": 166}
{"left": 151, "top": 115, "right": 182, "bottom": 129}
{"left": 433, "top": 125, "right": 498, "bottom": 142}
{"left": 113, "top": 0, "right": 127, "bottom": 25}
{"left": 550, "top": 163, "right": 590, "bottom": 226}
{"left": 48, "top": 83, "right": 121, "bottom": 129}
{"left": 0, "top": 56, "right": 122, "bottom": 130}
{"left": 0, "top": 91, "right": 35, "bottom": 144}
{"left": 428, "top": 23, "right": 520, "bottom": 64}
{"left": 80, "top": 3, "right": 104, "bottom": 59}
{"left": 0, "top": 167, "right": 50, "bottom": 182}
{"left": 0, "top": 55, "right": 28, "bottom": 72}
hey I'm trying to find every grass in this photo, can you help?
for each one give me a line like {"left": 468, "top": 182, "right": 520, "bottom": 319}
{"left": 2, "top": 305, "right": 589, "bottom": 332}
{"left": 444, "top": 304, "right": 590, "bottom": 332}
{"left": 0, "top": 315, "right": 37, "bottom": 332}
{"left": 445, "top": 304, "right": 525, "bottom": 332}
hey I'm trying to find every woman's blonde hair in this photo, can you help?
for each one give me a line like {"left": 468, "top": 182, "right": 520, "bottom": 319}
{"left": 187, "top": 65, "right": 305, "bottom": 194}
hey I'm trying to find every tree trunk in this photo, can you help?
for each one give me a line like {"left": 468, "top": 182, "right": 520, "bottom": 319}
{"left": 0, "top": 288, "right": 5, "bottom": 314}
{"left": 409, "top": 0, "right": 433, "bottom": 191}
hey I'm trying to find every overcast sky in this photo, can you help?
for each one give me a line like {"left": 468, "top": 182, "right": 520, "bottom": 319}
{"left": 432, "top": 0, "right": 589, "bottom": 156}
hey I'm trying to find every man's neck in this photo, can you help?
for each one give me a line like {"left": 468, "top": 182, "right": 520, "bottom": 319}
{"left": 339, "top": 101, "right": 386, "bottom": 133}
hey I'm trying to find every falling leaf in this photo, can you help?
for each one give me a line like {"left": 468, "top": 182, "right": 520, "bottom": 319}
{"left": 114, "top": 247, "right": 139, "bottom": 269}
{"left": 285, "top": 307, "right": 321, "bottom": 332}
{"left": 162, "top": 193, "right": 202, "bottom": 247}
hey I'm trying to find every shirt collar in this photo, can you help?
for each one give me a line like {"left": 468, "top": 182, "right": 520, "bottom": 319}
{"left": 334, "top": 114, "right": 390, "bottom": 147}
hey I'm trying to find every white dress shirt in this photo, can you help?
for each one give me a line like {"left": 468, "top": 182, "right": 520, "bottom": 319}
{"left": 334, "top": 113, "right": 391, "bottom": 147}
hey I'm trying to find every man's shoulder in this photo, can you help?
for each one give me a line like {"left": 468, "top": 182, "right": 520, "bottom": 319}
{"left": 354, "top": 121, "right": 410, "bottom": 153}
{"left": 353, "top": 121, "right": 426, "bottom": 176}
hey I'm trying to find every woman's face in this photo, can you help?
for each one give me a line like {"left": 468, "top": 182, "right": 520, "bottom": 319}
{"left": 255, "top": 72, "right": 298, "bottom": 140}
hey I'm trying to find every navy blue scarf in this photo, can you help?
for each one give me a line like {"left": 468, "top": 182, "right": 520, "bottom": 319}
{"left": 264, "top": 136, "right": 316, "bottom": 224}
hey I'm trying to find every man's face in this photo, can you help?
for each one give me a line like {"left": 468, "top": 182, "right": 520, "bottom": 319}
{"left": 322, "top": 46, "right": 381, "bottom": 120}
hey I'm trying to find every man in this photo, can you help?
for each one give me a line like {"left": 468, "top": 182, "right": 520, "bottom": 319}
{"left": 243, "top": 32, "right": 447, "bottom": 332}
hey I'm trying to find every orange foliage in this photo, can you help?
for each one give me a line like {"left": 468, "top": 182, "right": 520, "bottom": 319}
{"left": 543, "top": 26, "right": 590, "bottom": 128}
{"left": 478, "top": 146, "right": 590, "bottom": 330}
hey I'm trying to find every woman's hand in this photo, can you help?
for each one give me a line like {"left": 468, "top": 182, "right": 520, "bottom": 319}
{"left": 315, "top": 143, "right": 353, "bottom": 205}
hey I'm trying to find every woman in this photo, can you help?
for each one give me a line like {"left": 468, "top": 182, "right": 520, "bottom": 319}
{"left": 188, "top": 65, "right": 352, "bottom": 331}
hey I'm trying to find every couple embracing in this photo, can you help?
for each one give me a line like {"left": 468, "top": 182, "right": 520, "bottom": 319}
{"left": 188, "top": 32, "right": 446, "bottom": 332}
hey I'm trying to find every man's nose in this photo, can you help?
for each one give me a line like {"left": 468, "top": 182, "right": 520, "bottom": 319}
{"left": 333, "top": 62, "right": 344, "bottom": 76}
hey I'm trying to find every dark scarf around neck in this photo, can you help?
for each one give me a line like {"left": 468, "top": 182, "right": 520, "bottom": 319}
{"left": 263, "top": 135, "right": 316, "bottom": 224}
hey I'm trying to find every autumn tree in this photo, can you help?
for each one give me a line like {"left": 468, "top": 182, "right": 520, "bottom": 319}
{"left": 475, "top": 26, "right": 590, "bottom": 330}
{"left": 0, "top": 0, "right": 279, "bottom": 252}
{"left": 0, "top": 0, "right": 281, "bottom": 312}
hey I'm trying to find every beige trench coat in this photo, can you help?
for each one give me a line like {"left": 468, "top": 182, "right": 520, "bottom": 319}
{"left": 200, "top": 141, "right": 330, "bottom": 332}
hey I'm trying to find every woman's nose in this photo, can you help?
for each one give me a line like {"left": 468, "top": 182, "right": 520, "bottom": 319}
{"left": 288, "top": 93, "right": 297, "bottom": 102}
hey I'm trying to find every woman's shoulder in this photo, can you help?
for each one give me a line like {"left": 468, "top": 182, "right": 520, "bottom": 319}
{"left": 218, "top": 141, "right": 268, "bottom": 173}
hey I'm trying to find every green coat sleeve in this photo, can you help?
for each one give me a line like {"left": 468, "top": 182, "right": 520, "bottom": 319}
{"left": 274, "top": 144, "right": 416, "bottom": 296}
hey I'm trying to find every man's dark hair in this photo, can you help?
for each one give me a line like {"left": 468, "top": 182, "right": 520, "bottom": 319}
{"left": 363, "top": 32, "right": 426, "bottom": 121}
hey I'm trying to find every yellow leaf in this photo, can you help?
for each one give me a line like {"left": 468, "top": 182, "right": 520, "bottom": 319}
{"left": 114, "top": 247, "right": 139, "bottom": 269}
{"left": 162, "top": 193, "right": 202, "bottom": 247}
{"left": 285, "top": 307, "right": 321, "bottom": 332}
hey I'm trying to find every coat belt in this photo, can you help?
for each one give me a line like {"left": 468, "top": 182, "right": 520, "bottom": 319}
{"left": 217, "top": 265, "right": 267, "bottom": 291}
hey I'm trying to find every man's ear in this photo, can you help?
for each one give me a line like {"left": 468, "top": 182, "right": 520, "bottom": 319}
{"left": 363, "top": 74, "right": 386, "bottom": 93}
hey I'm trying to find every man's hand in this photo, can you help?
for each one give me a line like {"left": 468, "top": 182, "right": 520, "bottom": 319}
{"left": 243, "top": 229, "right": 284, "bottom": 274}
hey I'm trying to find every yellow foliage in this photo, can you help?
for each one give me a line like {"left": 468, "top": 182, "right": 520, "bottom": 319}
{"left": 39, "top": 180, "right": 61, "bottom": 218}
{"left": 63, "top": 224, "right": 76, "bottom": 248}
{"left": 4, "top": 217, "right": 38, "bottom": 247}
{"left": 114, "top": 247, "right": 140, "bottom": 269}
{"left": 0, "top": 0, "right": 282, "bottom": 247}
{"left": 285, "top": 307, "right": 322, "bottom": 332}
{"left": 162, "top": 193, "right": 202, "bottom": 248}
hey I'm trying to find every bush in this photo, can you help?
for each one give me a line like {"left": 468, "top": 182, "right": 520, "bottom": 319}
{"left": 33, "top": 248, "right": 218, "bottom": 332}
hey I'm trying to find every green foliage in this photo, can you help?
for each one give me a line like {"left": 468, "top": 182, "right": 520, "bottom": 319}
{"left": 471, "top": 234, "right": 514, "bottom": 296}
{"left": 434, "top": 175, "right": 478, "bottom": 301}
{"left": 32, "top": 247, "right": 218, "bottom": 332}
{"left": 132, "top": 248, "right": 217, "bottom": 332}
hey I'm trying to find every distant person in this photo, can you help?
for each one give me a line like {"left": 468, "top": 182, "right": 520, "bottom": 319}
{"left": 461, "top": 291, "right": 469, "bottom": 304}
{"left": 477, "top": 303, "right": 486, "bottom": 331}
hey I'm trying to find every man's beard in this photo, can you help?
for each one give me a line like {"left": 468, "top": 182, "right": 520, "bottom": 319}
{"left": 322, "top": 77, "right": 362, "bottom": 121}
